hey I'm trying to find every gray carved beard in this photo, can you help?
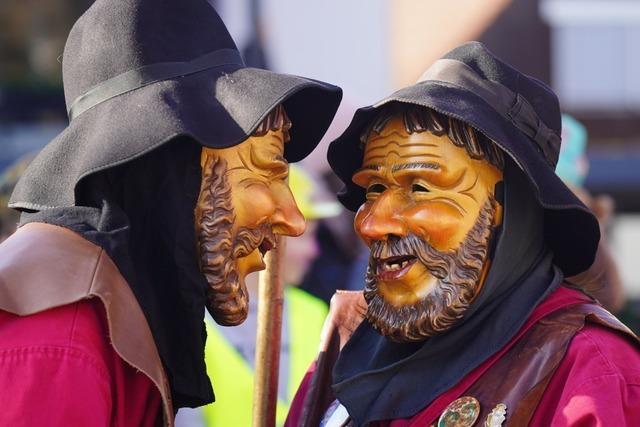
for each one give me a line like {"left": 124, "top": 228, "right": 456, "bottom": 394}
{"left": 364, "top": 196, "right": 497, "bottom": 342}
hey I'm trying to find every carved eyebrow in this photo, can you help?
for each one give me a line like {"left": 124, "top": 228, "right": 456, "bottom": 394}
{"left": 272, "top": 154, "right": 287, "bottom": 166}
{"left": 264, "top": 156, "right": 289, "bottom": 177}
{"left": 391, "top": 162, "right": 440, "bottom": 172}
{"left": 364, "top": 150, "right": 440, "bottom": 164}
{"left": 227, "top": 156, "right": 289, "bottom": 178}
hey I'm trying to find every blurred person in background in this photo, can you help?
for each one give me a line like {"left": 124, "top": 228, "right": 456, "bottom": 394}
{"left": 0, "top": 0, "right": 341, "bottom": 425}
{"left": 176, "top": 165, "right": 341, "bottom": 427}
{"left": 299, "top": 101, "right": 366, "bottom": 304}
{"left": 300, "top": 173, "right": 364, "bottom": 303}
{"left": 556, "top": 114, "right": 624, "bottom": 313}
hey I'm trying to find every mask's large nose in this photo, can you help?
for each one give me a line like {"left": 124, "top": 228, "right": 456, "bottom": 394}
{"left": 357, "top": 190, "right": 408, "bottom": 245}
{"left": 270, "top": 186, "right": 306, "bottom": 237}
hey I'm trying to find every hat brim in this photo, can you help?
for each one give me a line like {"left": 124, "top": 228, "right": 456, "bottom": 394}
{"left": 10, "top": 65, "right": 342, "bottom": 211}
{"left": 328, "top": 81, "right": 599, "bottom": 276}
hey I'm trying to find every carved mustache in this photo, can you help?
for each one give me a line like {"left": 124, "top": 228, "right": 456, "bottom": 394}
{"left": 366, "top": 196, "right": 497, "bottom": 293}
{"left": 232, "top": 223, "right": 276, "bottom": 259}
{"left": 369, "top": 234, "right": 452, "bottom": 281}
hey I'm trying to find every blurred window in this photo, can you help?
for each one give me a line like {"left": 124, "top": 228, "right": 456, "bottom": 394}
{"left": 610, "top": 214, "right": 640, "bottom": 298}
{"left": 541, "top": 0, "right": 640, "bottom": 111}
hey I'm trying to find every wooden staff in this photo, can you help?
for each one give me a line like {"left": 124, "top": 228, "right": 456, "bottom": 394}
{"left": 253, "top": 235, "right": 285, "bottom": 427}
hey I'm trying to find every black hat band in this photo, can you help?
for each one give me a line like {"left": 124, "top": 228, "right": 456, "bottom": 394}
{"left": 415, "top": 59, "right": 561, "bottom": 167}
{"left": 67, "top": 48, "right": 245, "bottom": 121}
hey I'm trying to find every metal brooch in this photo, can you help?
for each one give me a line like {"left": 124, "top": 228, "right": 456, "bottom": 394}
{"left": 437, "top": 396, "right": 481, "bottom": 427}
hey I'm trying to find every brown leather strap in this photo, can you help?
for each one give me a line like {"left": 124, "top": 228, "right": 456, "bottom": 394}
{"left": 0, "top": 223, "right": 102, "bottom": 313}
{"left": 299, "top": 291, "right": 367, "bottom": 427}
{"left": 466, "top": 302, "right": 639, "bottom": 425}
{"left": 0, "top": 223, "right": 174, "bottom": 426}
{"left": 300, "top": 328, "right": 341, "bottom": 427}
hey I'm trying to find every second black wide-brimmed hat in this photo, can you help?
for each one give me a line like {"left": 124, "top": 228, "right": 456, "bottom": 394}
{"left": 10, "top": 0, "right": 341, "bottom": 211}
{"left": 328, "top": 42, "right": 598, "bottom": 276}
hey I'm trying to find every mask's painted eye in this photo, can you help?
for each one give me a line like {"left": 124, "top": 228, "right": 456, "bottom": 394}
{"left": 366, "top": 183, "right": 387, "bottom": 195}
{"left": 412, "top": 183, "right": 430, "bottom": 193}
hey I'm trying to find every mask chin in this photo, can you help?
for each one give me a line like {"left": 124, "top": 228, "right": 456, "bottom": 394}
{"left": 236, "top": 248, "right": 266, "bottom": 277}
{"left": 205, "top": 273, "right": 249, "bottom": 327}
{"left": 203, "top": 227, "right": 273, "bottom": 326}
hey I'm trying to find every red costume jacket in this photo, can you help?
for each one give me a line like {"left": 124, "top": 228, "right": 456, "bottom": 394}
{"left": 287, "top": 287, "right": 640, "bottom": 426}
{"left": 0, "top": 223, "right": 172, "bottom": 426}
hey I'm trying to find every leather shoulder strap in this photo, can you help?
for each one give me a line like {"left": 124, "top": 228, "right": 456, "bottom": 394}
{"left": 465, "top": 302, "right": 639, "bottom": 426}
{"left": 577, "top": 303, "right": 639, "bottom": 343}
{"left": 0, "top": 223, "right": 102, "bottom": 314}
{"left": 0, "top": 223, "right": 174, "bottom": 426}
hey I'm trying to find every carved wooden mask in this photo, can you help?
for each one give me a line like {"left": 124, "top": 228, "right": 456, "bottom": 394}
{"left": 195, "top": 105, "right": 305, "bottom": 326}
{"left": 352, "top": 107, "right": 504, "bottom": 342}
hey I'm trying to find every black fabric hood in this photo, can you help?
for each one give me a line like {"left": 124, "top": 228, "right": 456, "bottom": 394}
{"left": 20, "top": 139, "right": 214, "bottom": 408}
{"left": 328, "top": 41, "right": 598, "bottom": 277}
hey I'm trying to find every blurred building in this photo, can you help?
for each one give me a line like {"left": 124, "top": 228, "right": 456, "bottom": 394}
{"left": 0, "top": 0, "right": 87, "bottom": 179}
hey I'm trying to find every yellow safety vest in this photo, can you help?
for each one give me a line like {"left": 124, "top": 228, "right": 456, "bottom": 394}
{"left": 202, "top": 287, "right": 328, "bottom": 426}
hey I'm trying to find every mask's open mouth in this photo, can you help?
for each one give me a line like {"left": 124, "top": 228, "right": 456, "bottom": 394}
{"left": 375, "top": 255, "right": 418, "bottom": 281}
{"left": 259, "top": 236, "right": 275, "bottom": 257}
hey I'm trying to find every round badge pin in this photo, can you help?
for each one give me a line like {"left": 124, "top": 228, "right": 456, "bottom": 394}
{"left": 437, "top": 396, "right": 481, "bottom": 427}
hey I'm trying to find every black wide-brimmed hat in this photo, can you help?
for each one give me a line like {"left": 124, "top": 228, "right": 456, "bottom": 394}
{"left": 328, "top": 41, "right": 598, "bottom": 276}
{"left": 10, "top": 0, "right": 341, "bottom": 211}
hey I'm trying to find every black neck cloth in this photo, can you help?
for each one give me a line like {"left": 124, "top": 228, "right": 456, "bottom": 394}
{"left": 332, "top": 158, "right": 563, "bottom": 426}
{"left": 20, "top": 138, "right": 214, "bottom": 409}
